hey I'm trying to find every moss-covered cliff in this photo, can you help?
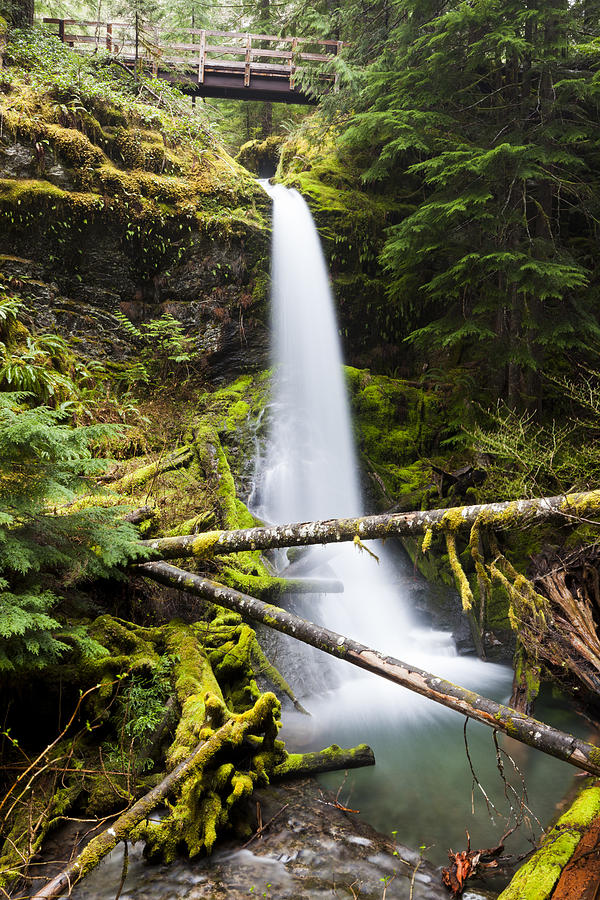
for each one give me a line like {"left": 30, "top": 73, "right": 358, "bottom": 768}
{"left": 0, "top": 31, "right": 271, "bottom": 377}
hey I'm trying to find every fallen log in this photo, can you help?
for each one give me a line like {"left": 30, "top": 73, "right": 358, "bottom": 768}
{"left": 229, "top": 576, "right": 345, "bottom": 598}
{"left": 32, "top": 694, "right": 373, "bottom": 900}
{"left": 273, "top": 743, "right": 375, "bottom": 778}
{"left": 31, "top": 709, "right": 261, "bottom": 900}
{"left": 137, "top": 560, "right": 600, "bottom": 778}
{"left": 113, "top": 445, "right": 193, "bottom": 493}
{"left": 123, "top": 505, "right": 158, "bottom": 525}
{"left": 139, "top": 489, "right": 600, "bottom": 560}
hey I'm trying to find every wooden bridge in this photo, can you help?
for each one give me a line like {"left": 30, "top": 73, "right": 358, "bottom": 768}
{"left": 43, "top": 19, "right": 342, "bottom": 104}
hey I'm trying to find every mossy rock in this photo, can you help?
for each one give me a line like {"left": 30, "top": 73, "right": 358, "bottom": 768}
{"left": 499, "top": 782, "right": 600, "bottom": 900}
{"left": 236, "top": 135, "right": 284, "bottom": 177}
{"left": 345, "top": 365, "right": 451, "bottom": 508}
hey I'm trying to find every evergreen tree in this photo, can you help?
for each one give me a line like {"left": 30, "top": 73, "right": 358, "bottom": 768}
{"left": 342, "top": 0, "right": 600, "bottom": 405}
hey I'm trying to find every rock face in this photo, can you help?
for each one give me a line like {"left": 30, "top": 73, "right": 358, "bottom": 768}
{"left": 56, "top": 779, "right": 492, "bottom": 900}
{"left": 0, "top": 77, "right": 271, "bottom": 376}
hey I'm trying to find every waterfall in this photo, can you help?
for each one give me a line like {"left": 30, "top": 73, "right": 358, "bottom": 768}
{"left": 255, "top": 181, "right": 508, "bottom": 735}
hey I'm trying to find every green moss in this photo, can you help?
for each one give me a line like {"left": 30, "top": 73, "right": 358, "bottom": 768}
{"left": 164, "top": 510, "right": 217, "bottom": 537}
{"left": 225, "top": 400, "right": 250, "bottom": 431}
{"left": 134, "top": 691, "right": 282, "bottom": 863}
{"left": 343, "top": 366, "right": 449, "bottom": 508}
{"left": 113, "top": 447, "right": 192, "bottom": 493}
{"left": 236, "top": 135, "right": 283, "bottom": 175}
{"left": 588, "top": 748, "right": 600, "bottom": 768}
{"left": 44, "top": 122, "right": 105, "bottom": 167}
{"left": 164, "top": 622, "right": 225, "bottom": 769}
{"left": 499, "top": 784, "right": 600, "bottom": 900}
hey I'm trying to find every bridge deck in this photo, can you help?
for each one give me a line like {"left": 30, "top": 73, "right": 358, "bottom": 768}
{"left": 43, "top": 20, "right": 342, "bottom": 104}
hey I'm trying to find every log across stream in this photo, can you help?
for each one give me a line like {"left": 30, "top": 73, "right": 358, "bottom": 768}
{"left": 63, "top": 568, "right": 590, "bottom": 900}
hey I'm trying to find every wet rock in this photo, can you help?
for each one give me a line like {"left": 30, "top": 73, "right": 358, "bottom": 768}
{"left": 0, "top": 247, "right": 269, "bottom": 374}
{"left": 0, "top": 141, "right": 36, "bottom": 177}
{"left": 61, "top": 779, "right": 493, "bottom": 900}
{"left": 45, "top": 162, "right": 76, "bottom": 190}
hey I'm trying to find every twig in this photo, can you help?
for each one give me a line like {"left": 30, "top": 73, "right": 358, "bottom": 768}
{"left": 381, "top": 872, "right": 397, "bottom": 899}
{"left": 492, "top": 731, "right": 542, "bottom": 834}
{"left": 242, "top": 803, "right": 289, "bottom": 848}
{"left": 463, "top": 719, "right": 502, "bottom": 823}
{"left": 114, "top": 842, "right": 128, "bottom": 900}
{"left": 0, "top": 683, "right": 105, "bottom": 819}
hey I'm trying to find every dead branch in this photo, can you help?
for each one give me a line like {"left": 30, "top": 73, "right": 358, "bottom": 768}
{"left": 139, "top": 489, "right": 600, "bottom": 560}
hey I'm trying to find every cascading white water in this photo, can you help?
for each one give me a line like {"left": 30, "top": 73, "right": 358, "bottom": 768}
{"left": 260, "top": 183, "right": 361, "bottom": 525}
{"left": 258, "top": 182, "right": 414, "bottom": 654}
{"left": 256, "top": 180, "right": 509, "bottom": 732}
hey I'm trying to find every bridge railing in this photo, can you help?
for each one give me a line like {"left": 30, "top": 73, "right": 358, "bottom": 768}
{"left": 42, "top": 19, "right": 343, "bottom": 91}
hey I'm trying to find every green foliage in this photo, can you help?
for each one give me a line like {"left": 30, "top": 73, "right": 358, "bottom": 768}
{"left": 338, "top": 0, "right": 600, "bottom": 403}
{"left": 114, "top": 311, "right": 198, "bottom": 385}
{"left": 0, "top": 393, "right": 146, "bottom": 670}
{"left": 471, "top": 373, "right": 600, "bottom": 499}
{"left": 0, "top": 334, "right": 76, "bottom": 404}
{"left": 104, "top": 656, "right": 173, "bottom": 772}
{"left": 0, "top": 294, "right": 23, "bottom": 337}
{"left": 5, "top": 27, "right": 216, "bottom": 152}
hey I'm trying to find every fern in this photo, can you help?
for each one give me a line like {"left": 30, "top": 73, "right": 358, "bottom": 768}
{"left": 0, "top": 394, "right": 147, "bottom": 671}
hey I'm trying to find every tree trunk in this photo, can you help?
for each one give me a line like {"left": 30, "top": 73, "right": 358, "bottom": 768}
{"left": 137, "top": 561, "right": 600, "bottom": 778}
{"left": 261, "top": 102, "right": 272, "bottom": 138}
{"left": 8, "top": 0, "right": 34, "bottom": 27}
{"left": 139, "top": 489, "right": 600, "bottom": 560}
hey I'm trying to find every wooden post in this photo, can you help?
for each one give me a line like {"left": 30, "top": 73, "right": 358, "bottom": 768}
{"left": 198, "top": 28, "right": 205, "bottom": 83}
{"left": 58, "top": 19, "right": 65, "bottom": 43}
{"left": 244, "top": 32, "right": 251, "bottom": 87}
{"left": 106, "top": 22, "right": 113, "bottom": 52}
{"left": 290, "top": 37, "right": 297, "bottom": 90}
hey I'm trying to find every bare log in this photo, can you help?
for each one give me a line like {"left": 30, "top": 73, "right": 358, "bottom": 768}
{"left": 137, "top": 560, "right": 600, "bottom": 778}
{"left": 139, "top": 489, "right": 600, "bottom": 560}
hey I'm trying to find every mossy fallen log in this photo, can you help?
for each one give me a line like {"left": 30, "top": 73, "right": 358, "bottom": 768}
{"left": 113, "top": 446, "right": 193, "bottom": 493}
{"left": 273, "top": 743, "right": 375, "bottom": 778}
{"left": 498, "top": 781, "right": 600, "bottom": 900}
{"left": 139, "top": 489, "right": 600, "bottom": 559}
{"left": 223, "top": 572, "right": 344, "bottom": 599}
{"left": 31, "top": 712, "right": 373, "bottom": 899}
{"left": 31, "top": 695, "right": 279, "bottom": 900}
{"left": 137, "top": 561, "right": 600, "bottom": 778}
